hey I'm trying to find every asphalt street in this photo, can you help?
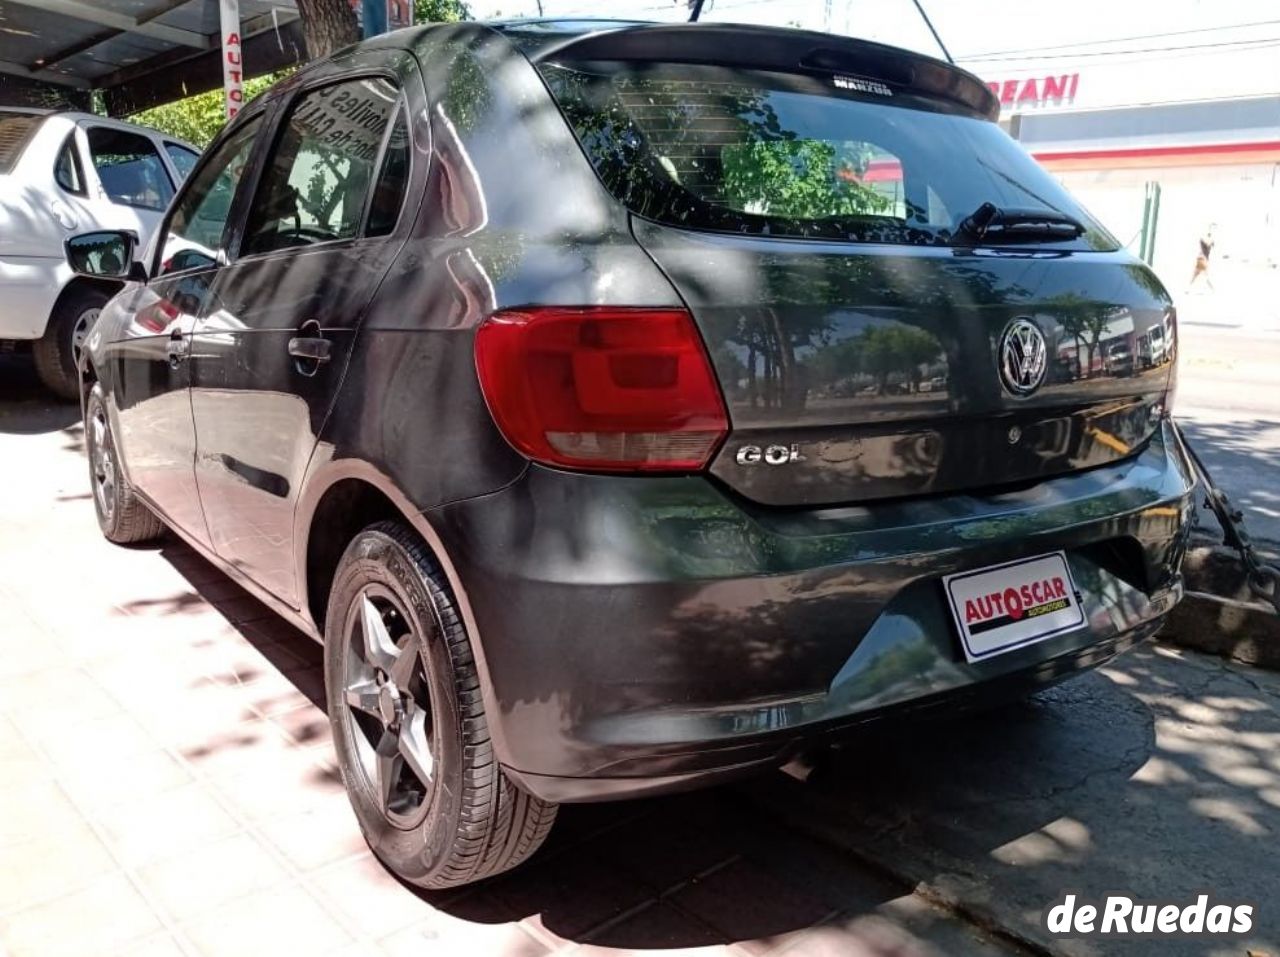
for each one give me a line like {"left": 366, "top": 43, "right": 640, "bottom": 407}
{"left": 1176, "top": 308, "right": 1280, "bottom": 551}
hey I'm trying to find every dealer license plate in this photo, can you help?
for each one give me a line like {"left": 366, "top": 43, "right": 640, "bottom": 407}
{"left": 943, "top": 552, "right": 1085, "bottom": 663}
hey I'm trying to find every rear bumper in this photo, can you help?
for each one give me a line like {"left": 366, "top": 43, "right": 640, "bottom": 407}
{"left": 0, "top": 255, "right": 69, "bottom": 340}
{"left": 430, "top": 418, "right": 1196, "bottom": 803}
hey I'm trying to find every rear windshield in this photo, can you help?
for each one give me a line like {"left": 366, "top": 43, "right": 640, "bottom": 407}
{"left": 0, "top": 111, "right": 42, "bottom": 175}
{"left": 537, "top": 62, "right": 1115, "bottom": 250}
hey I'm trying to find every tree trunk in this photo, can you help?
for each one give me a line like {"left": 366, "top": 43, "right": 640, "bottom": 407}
{"left": 1087, "top": 333, "right": 1103, "bottom": 379}
{"left": 766, "top": 308, "right": 801, "bottom": 411}
{"left": 294, "top": 0, "right": 360, "bottom": 59}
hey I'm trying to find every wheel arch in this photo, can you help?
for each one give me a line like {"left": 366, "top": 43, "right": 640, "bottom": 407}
{"left": 297, "top": 464, "right": 475, "bottom": 636}
{"left": 54, "top": 275, "right": 120, "bottom": 392}
{"left": 294, "top": 461, "right": 511, "bottom": 761}
{"left": 50, "top": 275, "right": 123, "bottom": 329}
{"left": 71, "top": 276, "right": 125, "bottom": 415}
{"left": 299, "top": 472, "right": 404, "bottom": 632}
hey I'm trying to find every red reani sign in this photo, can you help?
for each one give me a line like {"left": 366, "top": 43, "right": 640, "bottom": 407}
{"left": 986, "top": 73, "right": 1080, "bottom": 109}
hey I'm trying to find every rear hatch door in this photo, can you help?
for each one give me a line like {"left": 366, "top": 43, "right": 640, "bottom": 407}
{"left": 633, "top": 221, "right": 1174, "bottom": 506}
{"left": 534, "top": 33, "right": 1174, "bottom": 506}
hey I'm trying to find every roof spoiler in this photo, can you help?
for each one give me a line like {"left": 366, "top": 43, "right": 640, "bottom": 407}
{"left": 524, "top": 22, "right": 999, "bottom": 121}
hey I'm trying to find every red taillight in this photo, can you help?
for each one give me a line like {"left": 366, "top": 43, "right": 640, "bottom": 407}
{"left": 474, "top": 307, "right": 729, "bottom": 472}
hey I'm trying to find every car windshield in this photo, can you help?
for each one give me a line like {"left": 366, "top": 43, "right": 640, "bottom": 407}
{"left": 538, "top": 61, "right": 1116, "bottom": 250}
{"left": 0, "top": 110, "right": 42, "bottom": 175}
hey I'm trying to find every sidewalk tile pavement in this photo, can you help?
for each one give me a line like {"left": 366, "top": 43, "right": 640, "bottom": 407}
{"left": 0, "top": 372, "right": 1024, "bottom": 957}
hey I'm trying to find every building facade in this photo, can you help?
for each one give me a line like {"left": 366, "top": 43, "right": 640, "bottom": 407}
{"left": 971, "top": 43, "right": 1280, "bottom": 317}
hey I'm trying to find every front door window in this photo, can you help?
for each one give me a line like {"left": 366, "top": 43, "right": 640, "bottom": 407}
{"left": 242, "top": 77, "right": 399, "bottom": 256}
{"left": 157, "top": 117, "right": 262, "bottom": 276}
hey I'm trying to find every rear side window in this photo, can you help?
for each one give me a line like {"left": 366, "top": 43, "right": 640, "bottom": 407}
{"left": 538, "top": 62, "right": 1114, "bottom": 249}
{"left": 165, "top": 142, "right": 201, "bottom": 181}
{"left": 87, "top": 126, "right": 175, "bottom": 211}
{"left": 0, "top": 111, "right": 41, "bottom": 174}
{"left": 366, "top": 106, "right": 410, "bottom": 237}
{"left": 54, "top": 135, "right": 86, "bottom": 195}
{"left": 243, "top": 77, "right": 399, "bottom": 255}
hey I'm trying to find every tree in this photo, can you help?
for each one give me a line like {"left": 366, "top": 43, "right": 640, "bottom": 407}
{"left": 295, "top": 0, "right": 359, "bottom": 59}
{"left": 415, "top": 0, "right": 469, "bottom": 20}
{"left": 1048, "top": 292, "right": 1111, "bottom": 378}
{"left": 721, "top": 139, "right": 889, "bottom": 222}
{"left": 130, "top": 73, "right": 283, "bottom": 148}
{"left": 895, "top": 325, "right": 942, "bottom": 392}
{"left": 131, "top": 1, "right": 470, "bottom": 148}
{"left": 849, "top": 325, "right": 942, "bottom": 395}
{"left": 295, "top": 0, "right": 468, "bottom": 59}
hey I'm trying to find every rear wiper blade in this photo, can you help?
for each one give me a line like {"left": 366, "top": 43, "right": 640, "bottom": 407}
{"left": 958, "top": 202, "right": 1085, "bottom": 241}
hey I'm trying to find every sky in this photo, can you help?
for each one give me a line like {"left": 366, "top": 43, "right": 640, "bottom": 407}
{"left": 459, "top": 0, "right": 1280, "bottom": 67}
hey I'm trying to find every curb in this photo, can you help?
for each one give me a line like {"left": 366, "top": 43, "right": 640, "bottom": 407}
{"left": 1158, "top": 543, "right": 1280, "bottom": 669}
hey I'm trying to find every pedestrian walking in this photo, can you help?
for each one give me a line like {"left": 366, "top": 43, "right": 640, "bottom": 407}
{"left": 1188, "top": 224, "right": 1216, "bottom": 292}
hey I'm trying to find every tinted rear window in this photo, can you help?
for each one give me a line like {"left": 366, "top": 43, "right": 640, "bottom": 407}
{"left": 538, "top": 62, "right": 1114, "bottom": 250}
{"left": 0, "top": 111, "right": 42, "bottom": 175}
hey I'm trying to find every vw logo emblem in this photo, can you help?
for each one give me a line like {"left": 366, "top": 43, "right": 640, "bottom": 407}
{"left": 998, "top": 318, "right": 1047, "bottom": 396}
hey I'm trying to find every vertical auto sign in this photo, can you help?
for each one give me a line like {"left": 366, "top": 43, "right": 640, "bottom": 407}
{"left": 220, "top": 0, "right": 243, "bottom": 119}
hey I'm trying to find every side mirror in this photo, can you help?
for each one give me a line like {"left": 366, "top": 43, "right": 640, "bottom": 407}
{"left": 65, "top": 230, "right": 146, "bottom": 281}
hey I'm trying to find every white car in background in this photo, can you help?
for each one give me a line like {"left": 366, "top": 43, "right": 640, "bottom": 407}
{"left": 0, "top": 108, "right": 199, "bottom": 398}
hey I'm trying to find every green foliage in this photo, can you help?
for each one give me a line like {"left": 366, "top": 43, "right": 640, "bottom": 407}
{"left": 414, "top": 0, "right": 469, "bottom": 21}
{"left": 1047, "top": 291, "right": 1114, "bottom": 375}
{"left": 440, "top": 41, "right": 492, "bottom": 134}
{"left": 721, "top": 138, "right": 891, "bottom": 221}
{"left": 127, "top": 0, "right": 467, "bottom": 150}
{"left": 847, "top": 324, "right": 942, "bottom": 394}
{"left": 129, "top": 73, "right": 286, "bottom": 149}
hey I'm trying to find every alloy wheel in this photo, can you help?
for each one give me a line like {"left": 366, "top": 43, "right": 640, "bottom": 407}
{"left": 342, "top": 586, "right": 436, "bottom": 828}
{"left": 89, "top": 402, "right": 116, "bottom": 522}
{"left": 72, "top": 307, "right": 100, "bottom": 369}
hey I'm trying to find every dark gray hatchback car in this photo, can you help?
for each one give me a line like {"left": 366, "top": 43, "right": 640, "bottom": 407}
{"left": 72, "top": 18, "right": 1195, "bottom": 888}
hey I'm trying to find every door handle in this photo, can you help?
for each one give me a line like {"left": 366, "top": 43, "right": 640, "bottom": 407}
{"left": 287, "top": 336, "right": 331, "bottom": 363}
{"left": 289, "top": 320, "right": 330, "bottom": 376}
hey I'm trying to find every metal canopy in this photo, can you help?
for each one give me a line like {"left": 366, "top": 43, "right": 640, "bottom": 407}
{"left": 0, "top": 0, "right": 305, "bottom": 114}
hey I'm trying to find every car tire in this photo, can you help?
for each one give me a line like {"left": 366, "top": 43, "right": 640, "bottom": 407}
{"left": 35, "top": 286, "right": 111, "bottom": 401}
{"left": 324, "top": 521, "right": 557, "bottom": 889}
{"left": 85, "top": 383, "right": 166, "bottom": 544}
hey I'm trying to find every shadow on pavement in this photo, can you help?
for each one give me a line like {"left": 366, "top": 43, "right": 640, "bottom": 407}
{"left": 1178, "top": 416, "right": 1280, "bottom": 554}
{"left": 750, "top": 647, "right": 1280, "bottom": 956}
{"left": 120, "top": 533, "right": 1280, "bottom": 955}
{"left": 137, "top": 541, "right": 983, "bottom": 953}
{"left": 0, "top": 355, "right": 79, "bottom": 434}
{"left": 133, "top": 537, "right": 1280, "bottom": 954}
